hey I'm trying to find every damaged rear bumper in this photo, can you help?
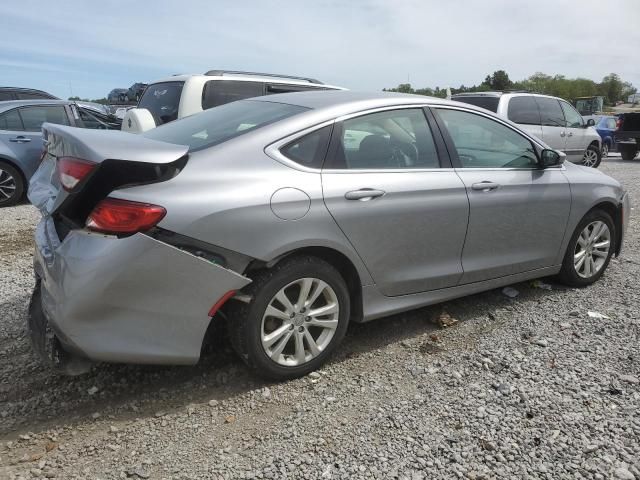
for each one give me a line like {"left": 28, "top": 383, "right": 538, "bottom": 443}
{"left": 31, "top": 217, "right": 251, "bottom": 366}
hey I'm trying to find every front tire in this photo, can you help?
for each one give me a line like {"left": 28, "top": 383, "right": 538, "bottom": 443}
{"left": 557, "top": 209, "right": 615, "bottom": 287}
{"left": 581, "top": 144, "right": 601, "bottom": 168}
{"left": 0, "top": 161, "right": 24, "bottom": 207}
{"left": 226, "top": 256, "right": 350, "bottom": 380}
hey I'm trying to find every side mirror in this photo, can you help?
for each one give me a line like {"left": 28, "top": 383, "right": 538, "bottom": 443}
{"left": 586, "top": 118, "right": 596, "bottom": 127}
{"left": 540, "top": 149, "right": 565, "bottom": 168}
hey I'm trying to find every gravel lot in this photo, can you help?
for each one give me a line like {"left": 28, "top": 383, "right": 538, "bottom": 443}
{"left": 1, "top": 159, "right": 639, "bottom": 480}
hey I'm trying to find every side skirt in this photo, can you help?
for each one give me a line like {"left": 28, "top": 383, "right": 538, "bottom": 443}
{"left": 360, "top": 265, "right": 561, "bottom": 322}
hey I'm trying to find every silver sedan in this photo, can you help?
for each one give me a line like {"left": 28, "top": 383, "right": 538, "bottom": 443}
{"left": 28, "top": 91, "right": 630, "bottom": 379}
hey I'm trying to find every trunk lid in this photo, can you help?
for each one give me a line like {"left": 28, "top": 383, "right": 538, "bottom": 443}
{"left": 29, "top": 123, "right": 188, "bottom": 220}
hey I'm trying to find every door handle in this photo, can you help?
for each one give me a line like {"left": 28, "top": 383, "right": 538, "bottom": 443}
{"left": 567, "top": 132, "right": 573, "bottom": 137}
{"left": 559, "top": 132, "right": 566, "bottom": 137}
{"left": 9, "top": 136, "right": 31, "bottom": 143}
{"left": 471, "top": 182, "right": 500, "bottom": 192}
{"left": 344, "top": 188, "right": 385, "bottom": 201}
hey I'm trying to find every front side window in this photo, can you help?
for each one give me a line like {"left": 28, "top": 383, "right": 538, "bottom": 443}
{"left": 559, "top": 101, "right": 583, "bottom": 128}
{"left": 436, "top": 108, "right": 538, "bottom": 168}
{"left": 507, "top": 96, "right": 541, "bottom": 125}
{"left": 280, "top": 125, "right": 332, "bottom": 169}
{"left": 202, "top": 80, "right": 265, "bottom": 109}
{"left": 19, "top": 106, "right": 70, "bottom": 131}
{"left": 138, "top": 81, "right": 184, "bottom": 125}
{"left": 0, "top": 109, "right": 24, "bottom": 131}
{"left": 143, "top": 99, "right": 308, "bottom": 152}
{"left": 326, "top": 109, "right": 439, "bottom": 169}
{"left": 535, "top": 97, "right": 565, "bottom": 127}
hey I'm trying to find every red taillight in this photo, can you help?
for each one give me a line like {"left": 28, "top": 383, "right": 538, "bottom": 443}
{"left": 616, "top": 117, "right": 623, "bottom": 130}
{"left": 58, "top": 156, "right": 96, "bottom": 192}
{"left": 86, "top": 198, "right": 166, "bottom": 235}
{"left": 208, "top": 290, "right": 237, "bottom": 317}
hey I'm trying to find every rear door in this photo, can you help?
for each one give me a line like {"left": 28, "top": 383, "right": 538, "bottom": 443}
{"left": 433, "top": 106, "right": 571, "bottom": 284}
{"left": 322, "top": 107, "right": 470, "bottom": 296}
{"left": 559, "top": 100, "right": 589, "bottom": 162}
{"left": 535, "top": 97, "right": 567, "bottom": 153}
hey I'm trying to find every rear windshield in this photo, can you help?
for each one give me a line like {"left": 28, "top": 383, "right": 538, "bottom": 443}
{"left": 451, "top": 96, "right": 499, "bottom": 113}
{"left": 138, "top": 81, "right": 184, "bottom": 125}
{"left": 142, "top": 99, "right": 308, "bottom": 151}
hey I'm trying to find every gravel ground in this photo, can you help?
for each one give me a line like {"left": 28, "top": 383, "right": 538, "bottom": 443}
{"left": 1, "top": 159, "right": 639, "bottom": 480}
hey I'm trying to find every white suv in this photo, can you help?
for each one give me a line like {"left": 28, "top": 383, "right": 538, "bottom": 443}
{"left": 123, "top": 70, "right": 344, "bottom": 133}
{"left": 451, "top": 92, "right": 602, "bottom": 167}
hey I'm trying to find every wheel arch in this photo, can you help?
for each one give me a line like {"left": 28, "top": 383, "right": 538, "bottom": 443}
{"left": 587, "top": 200, "right": 623, "bottom": 256}
{"left": 248, "top": 246, "right": 365, "bottom": 322}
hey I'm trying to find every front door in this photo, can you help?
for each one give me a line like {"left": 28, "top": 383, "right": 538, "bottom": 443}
{"left": 560, "top": 100, "right": 590, "bottom": 162}
{"left": 433, "top": 107, "right": 571, "bottom": 284}
{"left": 321, "top": 107, "right": 470, "bottom": 296}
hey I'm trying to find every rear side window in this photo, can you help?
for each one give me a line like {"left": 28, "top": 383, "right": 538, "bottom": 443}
{"left": 20, "top": 106, "right": 70, "bottom": 131}
{"left": 143, "top": 99, "right": 308, "bottom": 152}
{"left": 280, "top": 125, "right": 332, "bottom": 169}
{"left": 266, "top": 84, "right": 325, "bottom": 95}
{"left": 606, "top": 118, "right": 617, "bottom": 129}
{"left": 507, "top": 97, "right": 541, "bottom": 125}
{"left": 138, "top": 81, "right": 184, "bottom": 125}
{"left": 17, "top": 92, "right": 49, "bottom": 100}
{"left": 0, "top": 109, "right": 24, "bottom": 130}
{"left": 326, "top": 108, "right": 440, "bottom": 169}
{"left": 535, "top": 97, "right": 565, "bottom": 127}
{"left": 202, "top": 80, "right": 265, "bottom": 109}
{"left": 451, "top": 96, "right": 499, "bottom": 113}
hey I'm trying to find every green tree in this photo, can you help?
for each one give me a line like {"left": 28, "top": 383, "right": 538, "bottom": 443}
{"left": 482, "top": 70, "right": 512, "bottom": 90}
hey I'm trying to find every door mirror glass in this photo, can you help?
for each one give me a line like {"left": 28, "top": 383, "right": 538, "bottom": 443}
{"left": 540, "top": 149, "right": 564, "bottom": 167}
{"left": 586, "top": 118, "right": 596, "bottom": 127}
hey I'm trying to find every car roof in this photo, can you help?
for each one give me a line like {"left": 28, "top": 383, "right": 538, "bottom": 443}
{"left": 149, "top": 73, "right": 342, "bottom": 89}
{"left": 451, "top": 91, "right": 568, "bottom": 102}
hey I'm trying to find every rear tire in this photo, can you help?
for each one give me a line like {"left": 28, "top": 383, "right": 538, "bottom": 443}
{"left": 557, "top": 209, "right": 615, "bottom": 287}
{"left": 226, "top": 255, "right": 350, "bottom": 380}
{"left": 619, "top": 143, "right": 638, "bottom": 161}
{"left": 601, "top": 142, "right": 609, "bottom": 158}
{"left": 581, "top": 144, "right": 601, "bottom": 168}
{"left": 0, "top": 161, "right": 24, "bottom": 207}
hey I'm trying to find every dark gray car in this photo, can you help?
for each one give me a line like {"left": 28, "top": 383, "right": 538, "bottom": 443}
{"left": 0, "top": 100, "right": 120, "bottom": 206}
{"left": 27, "top": 91, "right": 630, "bottom": 380}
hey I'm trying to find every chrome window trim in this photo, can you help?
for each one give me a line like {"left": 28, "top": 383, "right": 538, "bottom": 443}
{"left": 266, "top": 102, "right": 557, "bottom": 174}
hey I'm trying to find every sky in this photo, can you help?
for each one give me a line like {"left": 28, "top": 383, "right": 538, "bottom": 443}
{"left": 1, "top": 0, "right": 639, "bottom": 100}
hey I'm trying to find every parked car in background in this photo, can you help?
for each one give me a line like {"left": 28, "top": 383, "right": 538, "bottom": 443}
{"left": 127, "top": 83, "right": 148, "bottom": 103}
{"left": 122, "top": 70, "right": 343, "bottom": 133}
{"left": 591, "top": 115, "right": 619, "bottom": 157}
{"left": 0, "top": 100, "right": 120, "bottom": 207}
{"left": 107, "top": 88, "right": 129, "bottom": 104}
{"left": 27, "top": 91, "right": 629, "bottom": 379}
{"left": 451, "top": 92, "right": 603, "bottom": 167}
{"left": 615, "top": 113, "right": 640, "bottom": 160}
{"left": 0, "top": 87, "right": 58, "bottom": 101}
{"left": 573, "top": 96, "right": 604, "bottom": 116}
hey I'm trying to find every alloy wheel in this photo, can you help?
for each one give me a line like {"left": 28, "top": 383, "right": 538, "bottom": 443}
{"left": 573, "top": 221, "right": 610, "bottom": 278}
{"left": 261, "top": 278, "right": 339, "bottom": 366}
{"left": 582, "top": 148, "right": 599, "bottom": 167}
{"left": 0, "top": 168, "right": 17, "bottom": 201}
{"left": 602, "top": 144, "right": 609, "bottom": 158}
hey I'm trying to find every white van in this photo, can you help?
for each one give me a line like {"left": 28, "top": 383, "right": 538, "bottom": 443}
{"left": 122, "top": 70, "right": 344, "bottom": 134}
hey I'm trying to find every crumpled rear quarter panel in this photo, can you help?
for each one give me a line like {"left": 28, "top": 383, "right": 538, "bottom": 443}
{"left": 35, "top": 222, "right": 251, "bottom": 364}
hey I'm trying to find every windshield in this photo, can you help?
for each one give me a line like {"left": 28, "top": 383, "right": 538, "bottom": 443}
{"left": 452, "top": 96, "right": 500, "bottom": 113}
{"left": 138, "top": 81, "right": 184, "bottom": 125}
{"left": 142, "top": 99, "right": 308, "bottom": 151}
